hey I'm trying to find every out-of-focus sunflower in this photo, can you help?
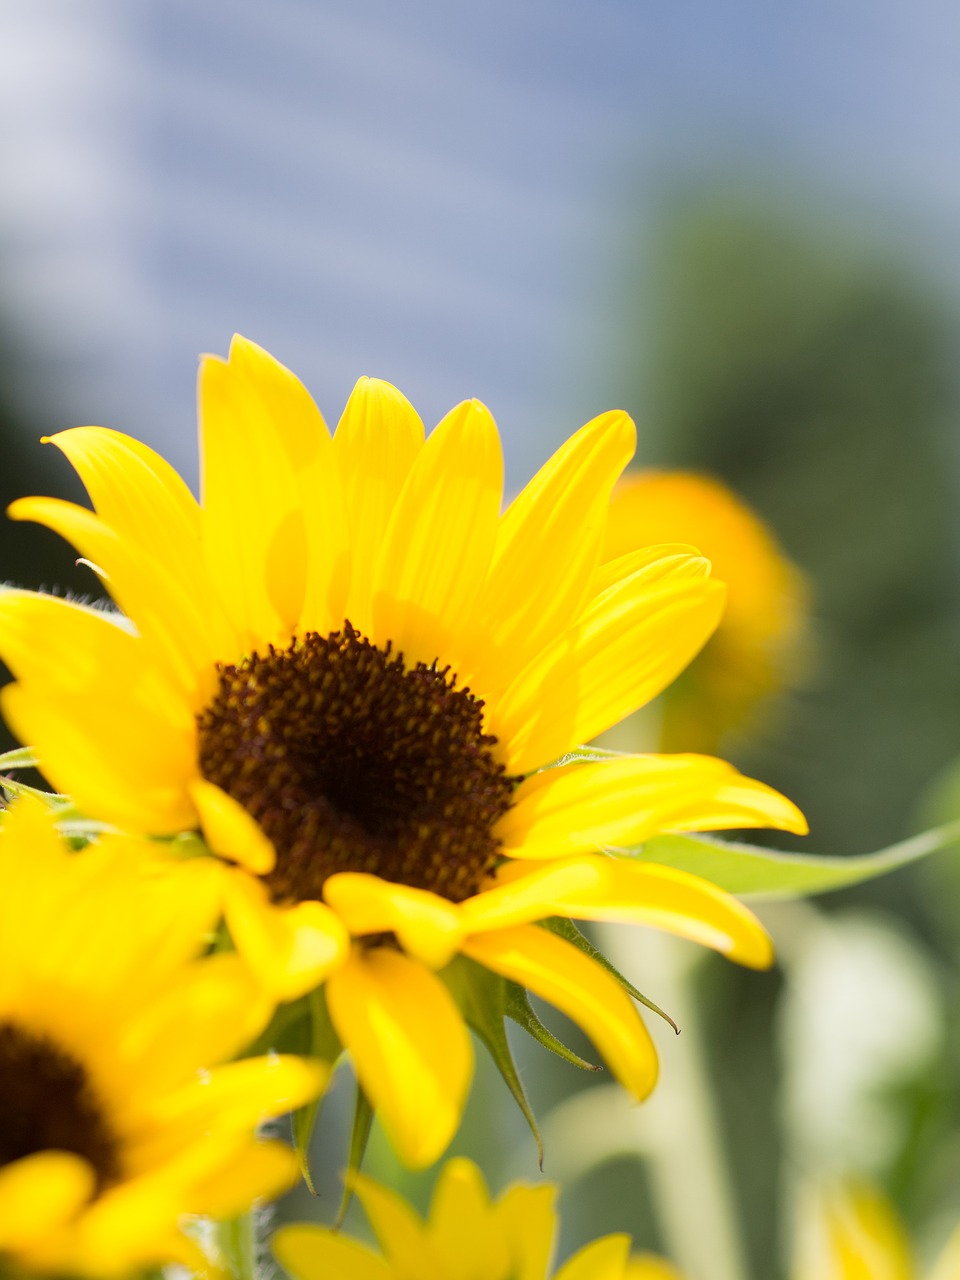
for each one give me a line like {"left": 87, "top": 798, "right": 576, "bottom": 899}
{"left": 0, "top": 337, "right": 805, "bottom": 1167}
{"left": 274, "top": 1156, "right": 684, "bottom": 1280}
{"left": 793, "top": 1182, "right": 960, "bottom": 1280}
{"left": 0, "top": 797, "right": 325, "bottom": 1277}
{"left": 602, "top": 470, "right": 809, "bottom": 752}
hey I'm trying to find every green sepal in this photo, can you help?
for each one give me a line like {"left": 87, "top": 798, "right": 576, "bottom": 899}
{"left": 292, "top": 988, "right": 343, "bottom": 1193}
{"left": 629, "top": 820, "right": 960, "bottom": 901}
{"left": 0, "top": 746, "right": 39, "bottom": 771}
{"left": 504, "top": 979, "right": 600, "bottom": 1072}
{"left": 540, "top": 916, "right": 679, "bottom": 1034}
{"left": 442, "top": 954, "right": 545, "bottom": 1166}
{"left": 335, "top": 1086, "right": 375, "bottom": 1225}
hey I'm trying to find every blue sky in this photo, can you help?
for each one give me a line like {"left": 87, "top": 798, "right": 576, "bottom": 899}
{"left": 2, "top": 0, "right": 960, "bottom": 486}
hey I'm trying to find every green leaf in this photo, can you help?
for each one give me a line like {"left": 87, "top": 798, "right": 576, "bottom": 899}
{"left": 335, "top": 1086, "right": 375, "bottom": 1225}
{"left": 630, "top": 820, "right": 960, "bottom": 900}
{"left": 0, "top": 746, "right": 38, "bottom": 771}
{"left": 441, "top": 955, "right": 545, "bottom": 1165}
{"left": 505, "top": 980, "right": 600, "bottom": 1072}
{"left": 290, "top": 988, "right": 343, "bottom": 1194}
{"left": 540, "top": 917, "right": 679, "bottom": 1034}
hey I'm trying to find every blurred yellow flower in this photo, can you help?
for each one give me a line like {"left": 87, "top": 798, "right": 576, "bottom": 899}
{"left": 793, "top": 1182, "right": 960, "bottom": 1280}
{"left": 603, "top": 470, "right": 808, "bottom": 752}
{"left": 0, "top": 797, "right": 325, "bottom": 1277}
{"left": 274, "top": 1157, "right": 684, "bottom": 1280}
{"left": 0, "top": 336, "right": 805, "bottom": 1167}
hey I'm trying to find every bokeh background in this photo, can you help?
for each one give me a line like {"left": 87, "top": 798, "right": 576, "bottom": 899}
{"left": 5, "top": 4, "right": 960, "bottom": 1278}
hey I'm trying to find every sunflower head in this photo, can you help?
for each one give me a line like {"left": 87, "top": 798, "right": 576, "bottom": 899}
{"left": 273, "top": 1156, "right": 683, "bottom": 1280}
{"left": 0, "top": 337, "right": 807, "bottom": 1170}
{"left": 603, "top": 470, "right": 809, "bottom": 752}
{"left": 0, "top": 796, "right": 325, "bottom": 1277}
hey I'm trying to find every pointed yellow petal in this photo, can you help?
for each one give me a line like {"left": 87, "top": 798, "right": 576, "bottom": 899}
{"left": 333, "top": 377, "right": 424, "bottom": 636}
{"left": 153, "top": 1055, "right": 327, "bottom": 1137}
{"left": 0, "top": 1152, "right": 94, "bottom": 1250}
{"left": 463, "top": 924, "right": 658, "bottom": 1099}
{"left": 427, "top": 1159, "right": 509, "bottom": 1280}
{"left": 190, "top": 779, "right": 276, "bottom": 873}
{"left": 273, "top": 1223, "right": 395, "bottom": 1280}
{"left": 1, "top": 683, "right": 197, "bottom": 833}
{"left": 555, "top": 1235, "right": 632, "bottom": 1280}
{"left": 326, "top": 946, "right": 473, "bottom": 1168}
{"left": 497, "top": 755, "right": 807, "bottom": 860}
{"left": 458, "top": 411, "right": 636, "bottom": 698}
{"left": 43, "top": 426, "right": 239, "bottom": 661}
{"left": 0, "top": 589, "right": 191, "bottom": 729}
{"left": 494, "top": 1181, "right": 558, "bottom": 1280}
{"left": 352, "top": 1171, "right": 442, "bottom": 1276}
{"left": 493, "top": 574, "right": 726, "bottom": 775}
{"left": 467, "top": 855, "right": 773, "bottom": 969}
{"left": 372, "top": 399, "right": 503, "bottom": 669}
{"left": 590, "top": 544, "right": 703, "bottom": 598}
{"left": 8, "top": 497, "right": 223, "bottom": 704}
{"left": 119, "top": 953, "right": 274, "bottom": 1100}
{"left": 221, "top": 871, "right": 349, "bottom": 1003}
{"left": 323, "top": 873, "right": 464, "bottom": 968}
{"left": 199, "top": 336, "right": 325, "bottom": 643}
{"left": 189, "top": 1141, "right": 300, "bottom": 1220}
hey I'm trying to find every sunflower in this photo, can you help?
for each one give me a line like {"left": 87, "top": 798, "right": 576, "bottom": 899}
{"left": 0, "top": 796, "right": 325, "bottom": 1277}
{"left": 273, "top": 1156, "right": 683, "bottom": 1280}
{"left": 602, "top": 470, "right": 809, "bottom": 752}
{"left": 0, "top": 336, "right": 806, "bottom": 1167}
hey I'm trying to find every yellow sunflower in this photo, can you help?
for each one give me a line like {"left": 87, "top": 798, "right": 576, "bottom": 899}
{"left": 602, "top": 470, "right": 809, "bottom": 752}
{"left": 0, "top": 336, "right": 806, "bottom": 1167}
{"left": 0, "top": 796, "right": 325, "bottom": 1277}
{"left": 273, "top": 1156, "right": 683, "bottom": 1280}
{"left": 794, "top": 1182, "right": 960, "bottom": 1280}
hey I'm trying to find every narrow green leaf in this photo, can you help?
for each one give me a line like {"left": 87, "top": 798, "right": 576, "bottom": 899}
{"left": 553, "top": 745, "right": 628, "bottom": 766}
{"left": 441, "top": 955, "right": 545, "bottom": 1165}
{"left": 0, "top": 776, "right": 72, "bottom": 809}
{"left": 630, "top": 820, "right": 960, "bottom": 900}
{"left": 540, "top": 917, "right": 679, "bottom": 1034}
{"left": 0, "top": 746, "right": 38, "bottom": 771}
{"left": 335, "top": 1087, "right": 375, "bottom": 1225}
{"left": 504, "top": 980, "right": 600, "bottom": 1072}
{"left": 290, "top": 988, "right": 343, "bottom": 1194}
{"left": 215, "top": 1212, "right": 256, "bottom": 1280}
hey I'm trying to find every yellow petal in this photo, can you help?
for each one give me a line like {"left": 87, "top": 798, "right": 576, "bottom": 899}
{"left": 199, "top": 336, "right": 324, "bottom": 644}
{"left": 190, "top": 1141, "right": 300, "bottom": 1220}
{"left": 497, "top": 754, "right": 807, "bottom": 859}
{"left": 555, "top": 1235, "right": 632, "bottom": 1280}
{"left": 427, "top": 1158, "right": 510, "bottom": 1280}
{"left": 326, "top": 946, "right": 473, "bottom": 1168}
{"left": 458, "top": 410, "right": 636, "bottom": 699}
{"left": 494, "top": 1181, "right": 558, "bottom": 1280}
{"left": 590, "top": 543, "right": 703, "bottom": 598}
{"left": 44, "top": 426, "right": 239, "bottom": 659}
{"left": 372, "top": 398, "right": 503, "bottom": 669}
{"left": 463, "top": 924, "right": 658, "bottom": 1100}
{"left": 352, "top": 1171, "right": 442, "bottom": 1276}
{"left": 1, "top": 683, "right": 197, "bottom": 833}
{"left": 493, "top": 573, "right": 726, "bottom": 775}
{"left": 468, "top": 855, "right": 773, "bottom": 969}
{"left": 273, "top": 1223, "right": 395, "bottom": 1280}
{"left": 9, "top": 496, "right": 228, "bottom": 705}
{"left": 153, "top": 1055, "right": 327, "bottom": 1137}
{"left": 190, "top": 778, "right": 277, "bottom": 873}
{"left": 623, "top": 1256, "right": 685, "bottom": 1280}
{"left": 221, "top": 871, "right": 349, "bottom": 1003}
{"left": 323, "top": 873, "right": 465, "bottom": 968}
{"left": 0, "top": 1152, "right": 94, "bottom": 1251}
{"left": 333, "top": 376, "right": 424, "bottom": 637}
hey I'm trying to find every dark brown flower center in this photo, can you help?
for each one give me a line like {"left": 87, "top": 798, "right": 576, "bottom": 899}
{"left": 0, "top": 1022, "right": 121, "bottom": 1193}
{"left": 197, "top": 626, "right": 519, "bottom": 904}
